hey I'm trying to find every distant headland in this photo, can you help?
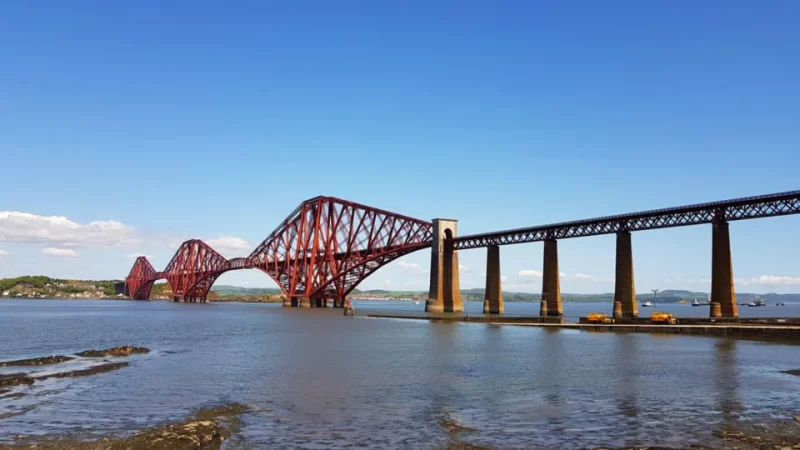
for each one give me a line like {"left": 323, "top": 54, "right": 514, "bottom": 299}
{"left": 1, "top": 276, "right": 798, "bottom": 304}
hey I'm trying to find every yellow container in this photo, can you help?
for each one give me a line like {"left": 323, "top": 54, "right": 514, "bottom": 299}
{"left": 587, "top": 312, "right": 613, "bottom": 324}
{"left": 650, "top": 311, "right": 677, "bottom": 324}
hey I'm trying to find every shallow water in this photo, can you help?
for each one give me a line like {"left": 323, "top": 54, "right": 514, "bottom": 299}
{"left": 1, "top": 299, "right": 799, "bottom": 449}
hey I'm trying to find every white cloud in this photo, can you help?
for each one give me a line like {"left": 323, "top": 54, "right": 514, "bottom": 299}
{"left": 126, "top": 252, "right": 151, "bottom": 259}
{"left": 383, "top": 279, "right": 392, "bottom": 286}
{"left": 0, "top": 249, "right": 7, "bottom": 256}
{"left": 0, "top": 211, "right": 137, "bottom": 248}
{"left": 41, "top": 247, "right": 79, "bottom": 258}
{"left": 459, "top": 264, "right": 469, "bottom": 271}
{"left": 515, "top": 269, "right": 611, "bottom": 283}
{"left": 397, "top": 261, "right": 420, "bottom": 270}
{"left": 519, "top": 269, "right": 543, "bottom": 278}
{"left": 567, "top": 273, "right": 613, "bottom": 283}
{"left": 501, "top": 275, "right": 508, "bottom": 282}
{"left": 735, "top": 275, "right": 800, "bottom": 286}
{"left": 685, "top": 278, "right": 712, "bottom": 284}
{"left": 205, "top": 236, "right": 250, "bottom": 254}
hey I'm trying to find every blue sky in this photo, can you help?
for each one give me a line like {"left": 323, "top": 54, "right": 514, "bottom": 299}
{"left": 1, "top": 1, "right": 799, "bottom": 294}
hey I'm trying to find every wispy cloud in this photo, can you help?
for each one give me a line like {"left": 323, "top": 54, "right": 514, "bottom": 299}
{"left": 126, "top": 252, "right": 151, "bottom": 259}
{"left": 205, "top": 236, "right": 250, "bottom": 254}
{"left": 735, "top": 275, "right": 800, "bottom": 286}
{"left": 459, "top": 264, "right": 469, "bottom": 271}
{"left": 519, "top": 269, "right": 543, "bottom": 278}
{"left": 397, "top": 261, "right": 420, "bottom": 270}
{"left": 0, "top": 211, "right": 138, "bottom": 248}
{"left": 515, "top": 269, "right": 611, "bottom": 283}
{"left": 568, "top": 273, "right": 613, "bottom": 283}
{"left": 41, "top": 247, "right": 79, "bottom": 258}
{"left": 0, "top": 249, "right": 8, "bottom": 256}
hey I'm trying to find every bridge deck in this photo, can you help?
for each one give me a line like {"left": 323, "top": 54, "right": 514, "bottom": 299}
{"left": 453, "top": 190, "right": 800, "bottom": 249}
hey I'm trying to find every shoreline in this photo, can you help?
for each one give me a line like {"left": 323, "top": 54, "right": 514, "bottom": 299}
{"left": 366, "top": 313, "right": 800, "bottom": 343}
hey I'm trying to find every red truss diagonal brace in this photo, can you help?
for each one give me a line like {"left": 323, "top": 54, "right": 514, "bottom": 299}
{"left": 163, "top": 239, "right": 231, "bottom": 301}
{"left": 124, "top": 198, "right": 433, "bottom": 302}
{"left": 248, "top": 197, "right": 433, "bottom": 301}
{"left": 126, "top": 256, "right": 158, "bottom": 300}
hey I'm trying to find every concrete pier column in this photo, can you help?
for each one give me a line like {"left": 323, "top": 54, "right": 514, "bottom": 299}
{"left": 542, "top": 239, "right": 562, "bottom": 317}
{"left": 426, "top": 219, "right": 463, "bottom": 313}
{"left": 613, "top": 231, "right": 638, "bottom": 318}
{"left": 710, "top": 220, "right": 738, "bottom": 318}
{"left": 333, "top": 298, "right": 344, "bottom": 308}
{"left": 282, "top": 296, "right": 292, "bottom": 307}
{"left": 483, "top": 245, "right": 504, "bottom": 314}
{"left": 298, "top": 297, "right": 311, "bottom": 308}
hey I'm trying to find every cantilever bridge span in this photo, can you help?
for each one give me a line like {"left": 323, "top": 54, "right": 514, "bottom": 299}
{"left": 125, "top": 196, "right": 433, "bottom": 305}
{"left": 126, "top": 190, "right": 800, "bottom": 318}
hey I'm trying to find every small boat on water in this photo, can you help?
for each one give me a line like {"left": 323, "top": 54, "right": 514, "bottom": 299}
{"left": 691, "top": 297, "right": 711, "bottom": 307}
{"left": 413, "top": 300, "right": 421, "bottom": 305}
{"left": 747, "top": 297, "right": 767, "bottom": 307}
{"left": 641, "top": 301, "right": 653, "bottom": 307}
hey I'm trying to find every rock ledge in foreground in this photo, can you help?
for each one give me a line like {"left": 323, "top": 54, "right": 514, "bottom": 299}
{"left": 75, "top": 346, "right": 150, "bottom": 357}
{"left": 3, "top": 403, "right": 250, "bottom": 450}
{"left": 0, "top": 355, "right": 74, "bottom": 367}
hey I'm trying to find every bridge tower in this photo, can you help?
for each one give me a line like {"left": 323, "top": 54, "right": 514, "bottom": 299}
{"left": 483, "top": 245, "right": 504, "bottom": 314}
{"left": 613, "top": 230, "right": 638, "bottom": 318}
{"left": 710, "top": 219, "right": 737, "bottom": 318}
{"left": 426, "top": 219, "right": 463, "bottom": 313}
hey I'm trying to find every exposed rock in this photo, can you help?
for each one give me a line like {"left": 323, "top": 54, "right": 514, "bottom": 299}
{"left": 0, "top": 373, "right": 34, "bottom": 388}
{"left": 0, "top": 355, "right": 74, "bottom": 367}
{"left": 35, "top": 362, "right": 129, "bottom": 380}
{"left": 783, "top": 369, "right": 800, "bottom": 377}
{"left": 713, "top": 424, "right": 800, "bottom": 449}
{"left": 3, "top": 403, "right": 250, "bottom": 450}
{"left": 75, "top": 346, "right": 150, "bottom": 357}
{"left": 439, "top": 416, "right": 477, "bottom": 434}
{"left": 0, "top": 392, "right": 27, "bottom": 400}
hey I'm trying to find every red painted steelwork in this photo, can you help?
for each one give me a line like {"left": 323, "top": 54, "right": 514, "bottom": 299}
{"left": 124, "top": 197, "right": 433, "bottom": 302}
{"left": 163, "top": 239, "right": 231, "bottom": 302}
{"left": 126, "top": 257, "right": 158, "bottom": 300}
{"left": 248, "top": 196, "right": 433, "bottom": 301}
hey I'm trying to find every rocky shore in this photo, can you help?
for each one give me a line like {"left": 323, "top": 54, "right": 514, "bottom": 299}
{"left": 0, "top": 403, "right": 249, "bottom": 450}
{"left": 75, "top": 346, "right": 150, "bottom": 357}
{"left": 0, "top": 346, "right": 148, "bottom": 398}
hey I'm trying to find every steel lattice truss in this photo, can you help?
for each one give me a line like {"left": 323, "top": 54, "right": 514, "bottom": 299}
{"left": 126, "top": 257, "right": 158, "bottom": 300}
{"left": 163, "top": 240, "right": 231, "bottom": 300}
{"left": 248, "top": 196, "right": 433, "bottom": 300}
{"left": 124, "top": 197, "right": 432, "bottom": 301}
{"left": 454, "top": 190, "right": 800, "bottom": 250}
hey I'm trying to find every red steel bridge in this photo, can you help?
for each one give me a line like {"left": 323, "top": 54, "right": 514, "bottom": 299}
{"left": 126, "top": 190, "right": 800, "bottom": 316}
{"left": 126, "top": 197, "right": 434, "bottom": 305}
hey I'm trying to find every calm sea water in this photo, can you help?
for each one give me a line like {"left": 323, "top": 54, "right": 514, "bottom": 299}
{"left": 1, "top": 299, "right": 799, "bottom": 449}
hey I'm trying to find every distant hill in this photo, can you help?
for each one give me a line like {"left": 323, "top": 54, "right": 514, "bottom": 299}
{"left": 211, "top": 285, "right": 282, "bottom": 296}
{"left": 204, "top": 284, "right": 800, "bottom": 303}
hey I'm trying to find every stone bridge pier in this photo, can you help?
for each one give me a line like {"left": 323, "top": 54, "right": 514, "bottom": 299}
{"left": 425, "top": 219, "right": 463, "bottom": 313}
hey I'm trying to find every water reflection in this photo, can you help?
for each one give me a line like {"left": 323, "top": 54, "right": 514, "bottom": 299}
{"left": 540, "top": 328, "right": 565, "bottom": 430}
{"left": 614, "top": 334, "right": 639, "bottom": 419}
{"left": 714, "top": 339, "right": 743, "bottom": 426}
{"left": 1, "top": 300, "right": 799, "bottom": 449}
